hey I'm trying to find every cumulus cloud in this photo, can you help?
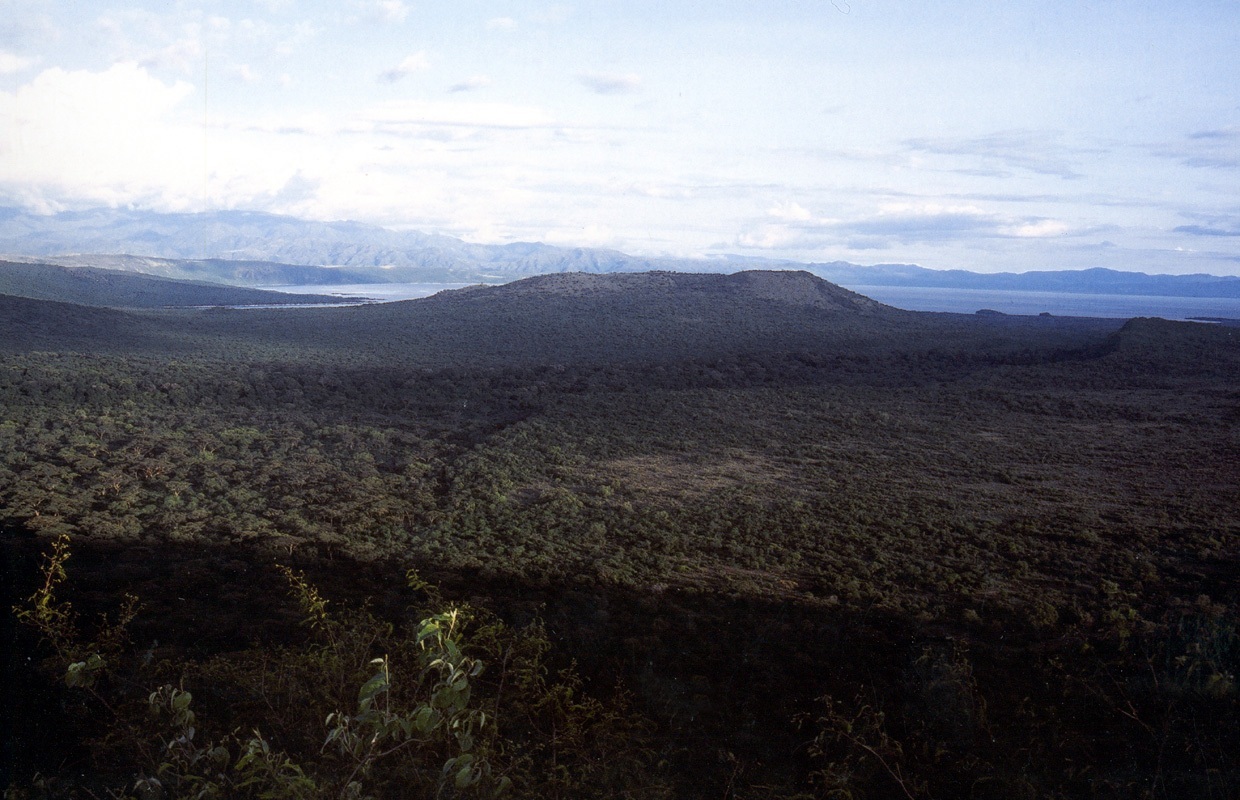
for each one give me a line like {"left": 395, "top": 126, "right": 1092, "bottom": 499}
{"left": 577, "top": 72, "right": 642, "bottom": 95}
{"left": 448, "top": 75, "right": 491, "bottom": 93}
{"left": 0, "top": 63, "right": 198, "bottom": 207}
{"left": 379, "top": 52, "right": 430, "bottom": 83}
{"left": 736, "top": 201, "right": 1073, "bottom": 254}
{"left": 0, "top": 52, "right": 36, "bottom": 75}
{"left": 767, "top": 201, "right": 813, "bottom": 221}
{"left": 543, "top": 223, "right": 620, "bottom": 248}
{"left": 736, "top": 226, "right": 818, "bottom": 251}
{"left": 1005, "top": 219, "right": 1070, "bottom": 238}
{"left": 486, "top": 17, "right": 518, "bottom": 30}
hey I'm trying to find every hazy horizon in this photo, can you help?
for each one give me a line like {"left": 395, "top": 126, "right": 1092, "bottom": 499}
{"left": 2, "top": 2, "right": 1239, "bottom": 276}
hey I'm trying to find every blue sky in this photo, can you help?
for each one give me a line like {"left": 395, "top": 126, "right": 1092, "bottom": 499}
{"left": 2, "top": 1, "right": 1239, "bottom": 274}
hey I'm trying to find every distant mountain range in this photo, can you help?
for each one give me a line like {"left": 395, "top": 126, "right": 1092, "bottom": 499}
{"left": 0, "top": 206, "right": 683, "bottom": 281}
{"left": 2, "top": 206, "right": 1239, "bottom": 298}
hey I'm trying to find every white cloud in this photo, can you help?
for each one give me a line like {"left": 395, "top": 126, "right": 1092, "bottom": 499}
{"left": 1006, "top": 219, "right": 1069, "bottom": 238}
{"left": 0, "top": 63, "right": 198, "bottom": 207}
{"left": 486, "top": 17, "right": 517, "bottom": 30}
{"left": 0, "top": 52, "right": 36, "bottom": 75}
{"left": 736, "top": 226, "right": 807, "bottom": 250}
{"left": 577, "top": 71, "right": 642, "bottom": 95}
{"left": 735, "top": 201, "right": 1078, "bottom": 254}
{"left": 768, "top": 201, "right": 813, "bottom": 221}
{"left": 543, "top": 223, "right": 620, "bottom": 248}
{"left": 379, "top": 51, "right": 430, "bottom": 83}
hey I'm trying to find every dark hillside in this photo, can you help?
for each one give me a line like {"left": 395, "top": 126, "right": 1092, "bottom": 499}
{"left": 439, "top": 269, "right": 885, "bottom": 312}
{"left": 0, "top": 293, "right": 145, "bottom": 351}
{"left": 353, "top": 269, "right": 896, "bottom": 365}
{"left": 1099, "top": 316, "right": 1240, "bottom": 377}
{"left": 0, "top": 259, "right": 344, "bottom": 308}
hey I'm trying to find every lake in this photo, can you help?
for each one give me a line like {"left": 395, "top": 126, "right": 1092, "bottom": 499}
{"left": 266, "top": 281, "right": 1240, "bottom": 321}
{"left": 266, "top": 283, "right": 476, "bottom": 301}
{"left": 845, "top": 286, "right": 1240, "bottom": 320}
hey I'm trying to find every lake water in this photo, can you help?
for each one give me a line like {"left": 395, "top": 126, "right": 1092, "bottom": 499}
{"left": 266, "top": 281, "right": 1240, "bottom": 321}
{"left": 846, "top": 286, "right": 1240, "bottom": 320}
{"left": 266, "top": 283, "right": 475, "bottom": 301}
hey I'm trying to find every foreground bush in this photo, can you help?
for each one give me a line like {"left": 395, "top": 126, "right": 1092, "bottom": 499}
{"left": 9, "top": 535, "right": 670, "bottom": 799}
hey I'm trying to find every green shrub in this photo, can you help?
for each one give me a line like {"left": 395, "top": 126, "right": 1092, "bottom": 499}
{"left": 10, "top": 538, "right": 671, "bottom": 800}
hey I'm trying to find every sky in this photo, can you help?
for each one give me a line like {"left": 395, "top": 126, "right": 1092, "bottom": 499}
{"left": 2, "top": 1, "right": 1240, "bottom": 275}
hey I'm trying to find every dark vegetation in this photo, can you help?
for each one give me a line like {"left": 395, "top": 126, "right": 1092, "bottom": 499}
{"left": 0, "top": 260, "right": 347, "bottom": 309}
{"left": 2, "top": 270, "right": 1238, "bottom": 798}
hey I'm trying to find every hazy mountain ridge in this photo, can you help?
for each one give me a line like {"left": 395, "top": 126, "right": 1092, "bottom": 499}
{"left": 3, "top": 206, "right": 1239, "bottom": 298}
{"left": 0, "top": 207, "right": 670, "bottom": 277}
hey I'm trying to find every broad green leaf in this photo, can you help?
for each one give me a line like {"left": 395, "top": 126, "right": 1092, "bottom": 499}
{"left": 413, "top": 705, "right": 437, "bottom": 733}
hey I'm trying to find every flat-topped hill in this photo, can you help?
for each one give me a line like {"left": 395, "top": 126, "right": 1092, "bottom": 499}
{"left": 438, "top": 269, "right": 888, "bottom": 313}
